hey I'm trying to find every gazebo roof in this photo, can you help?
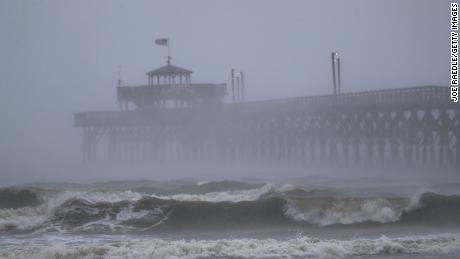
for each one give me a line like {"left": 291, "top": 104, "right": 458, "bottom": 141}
{"left": 146, "top": 64, "right": 193, "bottom": 76}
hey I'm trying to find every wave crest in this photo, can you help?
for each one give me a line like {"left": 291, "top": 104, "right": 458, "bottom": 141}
{"left": 285, "top": 197, "right": 405, "bottom": 226}
{"left": 1, "top": 187, "right": 459, "bottom": 232}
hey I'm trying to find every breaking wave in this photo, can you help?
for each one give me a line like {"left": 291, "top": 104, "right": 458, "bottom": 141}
{"left": 0, "top": 184, "right": 277, "bottom": 232}
{"left": 1, "top": 234, "right": 459, "bottom": 259}
{"left": 150, "top": 183, "right": 278, "bottom": 202}
{"left": 0, "top": 184, "right": 459, "bottom": 232}
{"left": 286, "top": 192, "right": 460, "bottom": 226}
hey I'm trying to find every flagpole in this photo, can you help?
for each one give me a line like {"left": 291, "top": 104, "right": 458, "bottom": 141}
{"left": 167, "top": 40, "right": 171, "bottom": 65}
{"left": 117, "top": 65, "right": 122, "bottom": 87}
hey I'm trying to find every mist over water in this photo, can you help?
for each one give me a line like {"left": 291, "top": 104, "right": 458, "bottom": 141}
{"left": 0, "top": 0, "right": 451, "bottom": 183}
{"left": 1, "top": 0, "right": 459, "bottom": 258}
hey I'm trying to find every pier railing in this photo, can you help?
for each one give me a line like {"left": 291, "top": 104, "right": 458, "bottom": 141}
{"left": 75, "top": 86, "right": 455, "bottom": 127}
{"left": 237, "top": 86, "right": 452, "bottom": 110}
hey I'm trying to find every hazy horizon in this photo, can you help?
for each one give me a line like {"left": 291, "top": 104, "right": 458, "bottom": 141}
{"left": 0, "top": 0, "right": 453, "bottom": 184}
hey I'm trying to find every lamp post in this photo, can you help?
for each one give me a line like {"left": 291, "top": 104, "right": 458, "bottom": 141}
{"left": 231, "top": 69, "right": 245, "bottom": 102}
{"left": 331, "top": 52, "right": 341, "bottom": 95}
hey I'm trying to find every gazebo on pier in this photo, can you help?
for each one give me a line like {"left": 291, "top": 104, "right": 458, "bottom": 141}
{"left": 146, "top": 64, "right": 192, "bottom": 86}
{"left": 117, "top": 61, "right": 226, "bottom": 110}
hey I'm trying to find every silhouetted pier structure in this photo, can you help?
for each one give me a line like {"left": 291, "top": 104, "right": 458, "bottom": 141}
{"left": 75, "top": 76, "right": 459, "bottom": 168}
{"left": 74, "top": 52, "right": 459, "bottom": 168}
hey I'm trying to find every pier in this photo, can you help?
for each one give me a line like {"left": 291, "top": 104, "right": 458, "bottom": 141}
{"left": 75, "top": 74, "right": 459, "bottom": 168}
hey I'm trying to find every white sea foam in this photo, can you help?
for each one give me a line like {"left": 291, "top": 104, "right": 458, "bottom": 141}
{"left": 1, "top": 233, "right": 459, "bottom": 259}
{"left": 66, "top": 190, "right": 145, "bottom": 203}
{"left": 115, "top": 206, "right": 151, "bottom": 221}
{"left": 277, "top": 183, "right": 296, "bottom": 193}
{"left": 151, "top": 184, "right": 276, "bottom": 202}
{"left": 0, "top": 206, "right": 49, "bottom": 230}
{"left": 0, "top": 193, "right": 69, "bottom": 231}
{"left": 196, "top": 180, "right": 210, "bottom": 186}
{"left": 284, "top": 198, "right": 404, "bottom": 226}
{"left": 0, "top": 190, "right": 145, "bottom": 231}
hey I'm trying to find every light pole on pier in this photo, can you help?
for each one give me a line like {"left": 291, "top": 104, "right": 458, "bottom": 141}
{"left": 231, "top": 69, "right": 245, "bottom": 102}
{"left": 331, "top": 52, "right": 341, "bottom": 95}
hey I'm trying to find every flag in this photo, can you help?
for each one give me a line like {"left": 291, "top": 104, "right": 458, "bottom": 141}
{"left": 155, "top": 38, "right": 168, "bottom": 46}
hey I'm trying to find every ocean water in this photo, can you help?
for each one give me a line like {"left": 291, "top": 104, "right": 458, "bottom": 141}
{"left": 0, "top": 177, "right": 459, "bottom": 259}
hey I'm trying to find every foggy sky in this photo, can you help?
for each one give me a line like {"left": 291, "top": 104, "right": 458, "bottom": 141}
{"left": 0, "top": 0, "right": 452, "bottom": 184}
